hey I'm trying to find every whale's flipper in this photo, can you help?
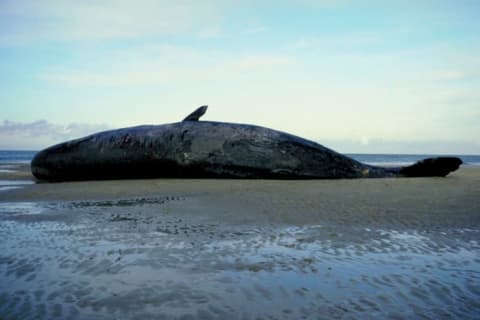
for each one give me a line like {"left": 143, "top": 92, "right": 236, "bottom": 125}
{"left": 399, "top": 157, "right": 462, "bottom": 177}
{"left": 183, "top": 105, "right": 208, "bottom": 122}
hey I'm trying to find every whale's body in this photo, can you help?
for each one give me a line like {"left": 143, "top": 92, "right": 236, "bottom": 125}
{"left": 31, "top": 107, "right": 462, "bottom": 181}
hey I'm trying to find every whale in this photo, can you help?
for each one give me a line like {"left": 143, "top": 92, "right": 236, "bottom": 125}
{"left": 31, "top": 106, "right": 462, "bottom": 181}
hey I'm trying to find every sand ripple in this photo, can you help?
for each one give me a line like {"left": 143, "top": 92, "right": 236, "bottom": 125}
{"left": 1, "top": 198, "right": 479, "bottom": 319}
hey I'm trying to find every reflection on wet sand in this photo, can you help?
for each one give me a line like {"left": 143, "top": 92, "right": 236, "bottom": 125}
{"left": 1, "top": 197, "right": 479, "bottom": 320}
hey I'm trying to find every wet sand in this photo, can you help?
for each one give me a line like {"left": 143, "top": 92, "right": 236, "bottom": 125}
{"left": 0, "top": 163, "right": 479, "bottom": 319}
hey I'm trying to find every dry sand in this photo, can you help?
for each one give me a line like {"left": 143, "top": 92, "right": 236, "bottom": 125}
{"left": 0, "top": 163, "right": 479, "bottom": 319}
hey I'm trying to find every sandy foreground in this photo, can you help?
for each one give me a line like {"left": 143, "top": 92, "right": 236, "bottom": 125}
{"left": 0, "top": 163, "right": 479, "bottom": 319}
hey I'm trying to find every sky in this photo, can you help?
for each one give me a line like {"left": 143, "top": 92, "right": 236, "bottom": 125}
{"left": 1, "top": 0, "right": 479, "bottom": 154}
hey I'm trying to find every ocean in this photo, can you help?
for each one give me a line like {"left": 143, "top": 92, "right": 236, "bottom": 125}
{"left": 0, "top": 150, "right": 37, "bottom": 164}
{"left": 1, "top": 150, "right": 479, "bottom": 166}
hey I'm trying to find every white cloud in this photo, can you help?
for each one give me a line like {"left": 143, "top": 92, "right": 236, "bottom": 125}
{"left": 242, "top": 25, "right": 268, "bottom": 34}
{"left": 0, "top": 0, "right": 356, "bottom": 46}
{"left": 198, "top": 26, "right": 222, "bottom": 39}
{"left": 0, "top": 0, "right": 224, "bottom": 45}
{"left": 38, "top": 48, "right": 295, "bottom": 88}
{"left": 0, "top": 120, "right": 110, "bottom": 149}
{"left": 289, "top": 32, "right": 381, "bottom": 50}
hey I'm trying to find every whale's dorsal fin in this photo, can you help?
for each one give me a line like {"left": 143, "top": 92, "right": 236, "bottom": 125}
{"left": 183, "top": 105, "right": 208, "bottom": 122}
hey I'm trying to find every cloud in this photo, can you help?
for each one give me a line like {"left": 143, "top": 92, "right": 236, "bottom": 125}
{"left": 288, "top": 31, "right": 382, "bottom": 51}
{"left": 0, "top": 120, "right": 110, "bottom": 149}
{"left": 0, "top": 0, "right": 224, "bottom": 45}
{"left": 38, "top": 48, "right": 295, "bottom": 88}
{"left": 198, "top": 26, "right": 222, "bottom": 39}
{"left": 0, "top": 0, "right": 353, "bottom": 46}
{"left": 242, "top": 25, "right": 268, "bottom": 34}
{"left": 0, "top": 120, "right": 109, "bottom": 138}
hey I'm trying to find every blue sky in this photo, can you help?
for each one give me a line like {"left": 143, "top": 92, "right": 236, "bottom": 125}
{"left": 1, "top": 0, "right": 479, "bottom": 153}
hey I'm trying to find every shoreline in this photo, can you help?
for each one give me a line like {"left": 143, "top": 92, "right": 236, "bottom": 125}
{"left": 1, "top": 163, "right": 479, "bottom": 229}
{"left": 1, "top": 164, "right": 479, "bottom": 227}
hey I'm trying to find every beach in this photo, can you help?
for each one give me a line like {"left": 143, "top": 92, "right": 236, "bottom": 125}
{"left": 1, "top": 163, "right": 479, "bottom": 319}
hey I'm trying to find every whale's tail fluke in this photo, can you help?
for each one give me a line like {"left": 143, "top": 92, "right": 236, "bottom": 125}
{"left": 398, "top": 157, "right": 462, "bottom": 177}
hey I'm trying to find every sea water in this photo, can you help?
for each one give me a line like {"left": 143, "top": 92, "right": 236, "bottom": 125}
{"left": 0, "top": 150, "right": 37, "bottom": 164}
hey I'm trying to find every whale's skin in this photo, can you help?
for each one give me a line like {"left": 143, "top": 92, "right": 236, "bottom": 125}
{"left": 31, "top": 108, "right": 463, "bottom": 182}
{"left": 31, "top": 120, "right": 395, "bottom": 181}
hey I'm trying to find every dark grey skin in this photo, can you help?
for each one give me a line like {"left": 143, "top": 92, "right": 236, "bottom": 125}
{"left": 31, "top": 106, "right": 462, "bottom": 181}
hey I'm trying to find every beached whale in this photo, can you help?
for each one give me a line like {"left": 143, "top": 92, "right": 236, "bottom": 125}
{"left": 31, "top": 106, "right": 462, "bottom": 181}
